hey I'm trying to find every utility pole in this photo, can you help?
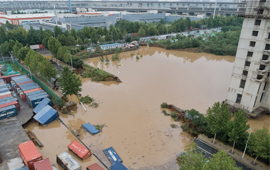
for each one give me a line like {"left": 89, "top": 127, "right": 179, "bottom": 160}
{"left": 242, "top": 128, "right": 252, "bottom": 159}
{"left": 213, "top": 0, "right": 217, "bottom": 19}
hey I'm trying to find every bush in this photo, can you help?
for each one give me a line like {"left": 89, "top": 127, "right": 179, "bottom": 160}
{"left": 111, "top": 54, "right": 120, "bottom": 61}
{"left": 181, "top": 123, "right": 189, "bottom": 131}
{"left": 171, "top": 124, "right": 176, "bottom": 128}
{"left": 136, "top": 56, "right": 139, "bottom": 59}
{"left": 82, "top": 65, "right": 112, "bottom": 81}
{"left": 161, "top": 102, "right": 167, "bottom": 108}
{"left": 79, "top": 95, "right": 93, "bottom": 104}
{"left": 162, "top": 110, "right": 170, "bottom": 116}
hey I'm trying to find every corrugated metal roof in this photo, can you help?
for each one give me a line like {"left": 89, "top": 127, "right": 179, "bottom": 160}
{"left": 100, "top": 43, "right": 121, "bottom": 47}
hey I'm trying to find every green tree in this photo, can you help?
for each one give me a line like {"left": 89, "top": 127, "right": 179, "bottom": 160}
{"left": 204, "top": 150, "right": 240, "bottom": 170}
{"left": 70, "top": 28, "right": 77, "bottom": 39}
{"left": 24, "top": 49, "right": 44, "bottom": 74}
{"left": 13, "top": 41, "right": 23, "bottom": 58}
{"left": 97, "top": 27, "right": 103, "bottom": 36}
{"left": 0, "top": 41, "right": 10, "bottom": 56}
{"left": 90, "top": 32, "right": 98, "bottom": 44}
{"left": 0, "top": 27, "right": 7, "bottom": 44}
{"left": 84, "top": 38, "right": 90, "bottom": 46}
{"left": 27, "top": 26, "right": 39, "bottom": 45}
{"left": 82, "top": 26, "right": 90, "bottom": 38}
{"left": 103, "top": 26, "right": 108, "bottom": 35}
{"left": 118, "top": 32, "right": 123, "bottom": 40}
{"left": 78, "top": 37, "right": 83, "bottom": 45}
{"left": 137, "top": 26, "right": 146, "bottom": 37}
{"left": 54, "top": 25, "right": 63, "bottom": 37}
{"left": 105, "top": 33, "right": 111, "bottom": 41}
{"left": 66, "top": 35, "right": 76, "bottom": 46}
{"left": 177, "top": 141, "right": 207, "bottom": 170}
{"left": 17, "top": 46, "right": 30, "bottom": 61}
{"left": 48, "top": 37, "right": 62, "bottom": 58}
{"left": 228, "top": 110, "right": 250, "bottom": 153}
{"left": 57, "top": 34, "right": 67, "bottom": 46}
{"left": 205, "top": 102, "right": 231, "bottom": 143}
{"left": 248, "top": 127, "right": 270, "bottom": 164}
{"left": 8, "top": 39, "right": 15, "bottom": 53}
{"left": 42, "top": 36, "right": 51, "bottom": 49}
{"left": 57, "top": 46, "right": 70, "bottom": 61}
{"left": 99, "top": 37, "right": 105, "bottom": 43}
{"left": 39, "top": 27, "right": 44, "bottom": 43}
{"left": 40, "top": 59, "right": 58, "bottom": 81}
{"left": 58, "top": 66, "right": 82, "bottom": 101}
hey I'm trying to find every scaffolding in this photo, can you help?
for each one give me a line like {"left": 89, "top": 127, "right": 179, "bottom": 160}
{"left": 238, "top": 0, "right": 270, "bottom": 19}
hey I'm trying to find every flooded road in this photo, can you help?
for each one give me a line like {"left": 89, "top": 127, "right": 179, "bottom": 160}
{"left": 24, "top": 47, "right": 267, "bottom": 170}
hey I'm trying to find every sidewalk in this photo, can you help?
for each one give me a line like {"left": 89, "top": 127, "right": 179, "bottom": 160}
{"left": 197, "top": 135, "right": 270, "bottom": 170}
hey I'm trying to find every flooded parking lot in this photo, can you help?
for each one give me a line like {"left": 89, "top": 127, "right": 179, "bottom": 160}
{"left": 24, "top": 47, "right": 269, "bottom": 170}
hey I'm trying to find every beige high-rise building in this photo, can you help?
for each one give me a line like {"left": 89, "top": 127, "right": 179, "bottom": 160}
{"left": 225, "top": 0, "right": 270, "bottom": 115}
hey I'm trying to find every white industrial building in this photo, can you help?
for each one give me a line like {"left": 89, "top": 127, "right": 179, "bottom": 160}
{"left": 0, "top": 13, "right": 54, "bottom": 25}
{"left": 225, "top": 0, "right": 270, "bottom": 116}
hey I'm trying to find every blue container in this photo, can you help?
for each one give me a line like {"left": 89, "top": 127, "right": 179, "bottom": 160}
{"left": 0, "top": 84, "right": 7, "bottom": 88}
{"left": 33, "top": 98, "right": 52, "bottom": 114}
{"left": 26, "top": 92, "right": 47, "bottom": 104}
{"left": 0, "top": 105, "right": 18, "bottom": 120}
{"left": 26, "top": 90, "right": 45, "bottom": 97}
{"left": 103, "top": 147, "right": 123, "bottom": 164}
{"left": 34, "top": 105, "right": 59, "bottom": 125}
{"left": 14, "top": 78, "right": 31, "bottom": 83}
{"left": 0, "top": 88, "right": 9, "bottom": 94}
{"left": 0, "top": 98, "right": 18, "bottom": 105}
{"left": 110, "top": 162, "right": 128, "bottom": 170}
{"left": 29, "top": 94, "right": 49, "bottom": 108}
{"left": 19, "top": 82, "right": 37, "bottom": 88}
{"left": 0, "top": 96, "right": 14, "bottom": 103}
{"left": 83, "top": 123, "right": 100, "bottom": 135}
{"left": 20, "top": 85, "right": 40, "bottom": 91}
{"left": 11, "top": 75, "right": 27, "bottom": 80}
{"left": 15, "top": 166, "right": 29, "bottom": 170}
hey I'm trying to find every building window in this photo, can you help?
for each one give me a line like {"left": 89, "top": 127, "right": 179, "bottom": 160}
{"left": 260, "top": 92, "right": 264, "bottom": 102}
{"left": 265, "top": 44, "right": 270, "bottom": 50}
{"left": 257, "top": 9, "right": 264, "bottom": 14}
{"left": 268, "top": 72, "right": 270, "bottom": 78}
{"left": 255, "top": 20, "right": 261, "bottom": 25}
{"left": 236, "top": 94, "right": 242, "bottom": 103}
{"left": 240, "top": 79, "right": 246, "bottom": 88}
{"left": 243, "top": 70, "right": 248, "bottom": 76}
{"left": 245, "top": 61, "right": 251, "bottom": 66}
{"left": 259, "top": 64, "right": 266, "bottom": 70}
{"left": 268, "top": 33, "right": 270, "bottom": 39}
{"left": 250, "top": 41, "right": 256, "bottom": 47}
{"left": 252, "top": 31, "right": 258, "bottom": 36}
{"left": 262, "top": 55, "right": 269, "bottom": 60}
{"left": 260, "top": 0, "right": 266, "bottom": 2}
{"left": 257, "top": 75, "right": 263, "bottom": 80}
{"left": 247, "top": 51, "right": 253, "bottom": 57}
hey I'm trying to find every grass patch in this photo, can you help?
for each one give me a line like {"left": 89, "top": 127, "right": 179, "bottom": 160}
{"left": 112, "top": 53, "right": 120, "bottom": 61}
{"left": 162, "top": 110, "right": 170, "bottom": 116}
{"left": 89, "top": 102, "right": 99, "bottom": 108}
{"left": 79, "top": 95, "right": 93, "bottom": 104}
{"left": 82, "top": 65, "right": 112, "bottom": 81}
{"left": 161, "top": 102, "right": 167, "bottom": 108}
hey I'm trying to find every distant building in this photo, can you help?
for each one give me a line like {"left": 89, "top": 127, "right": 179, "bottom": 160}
{"left": 225, "top": 0, "right": 270, "bottom": 115}
{"left": 0, "top": 13, "right": 54, "bottom": 25}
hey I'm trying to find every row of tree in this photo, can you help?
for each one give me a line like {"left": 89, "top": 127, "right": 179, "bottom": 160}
{"left": 178, "top": 142, "right": 240, "bottom": 170}
{"left": 183, "top": 102, "right": 270, "bottom": 165}
{"left": 156, "top": 25, "right": 241, "bottom": 56}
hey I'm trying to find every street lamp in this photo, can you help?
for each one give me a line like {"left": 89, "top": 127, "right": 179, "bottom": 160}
{"left": 242, "top": 128, "right": 252, "bottom": 159}
{"left": 27, "top": 66, "right": 32, "bottom": 80}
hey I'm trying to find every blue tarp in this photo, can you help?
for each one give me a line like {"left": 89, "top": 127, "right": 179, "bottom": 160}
{"left": 82, "top": 123, "right": 99, "bottom": 135}
{"left": 110, "top": 162, "right": 128, "bottom": 170}
{"left": 34, "top": 105, "right": 58, "bottom": 125}
{"left": 33, "top": 98, "right": 52, "bottom": 114}
{"left": 103, "top": 147, "right": 122, "bottom": 164}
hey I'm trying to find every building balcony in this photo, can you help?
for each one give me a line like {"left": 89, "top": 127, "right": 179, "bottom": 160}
{"left": 265, "top": 38, "right": 270, "bottom": 42}
{"left": 244, "top": 66, "right": 250, "bottom": 70}
{"left": 254, "top": 78, "right": 265, "bottom": 82}
{"left": 264, "top": 50, "right": 270, "bottom": 54}
{"left": 260, "top": 59, "right": 270, "bottom": 64}
{"left": 256, "top": 69, "right": 268, "bottom": 75}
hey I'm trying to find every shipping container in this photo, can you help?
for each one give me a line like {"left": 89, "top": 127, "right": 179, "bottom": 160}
{"left": 68, "top": 140, "right": 91, "bottom": 160}
{"left": 86, "top": 163, "right": 104, "bottom": 170}
{"left": 0, "top": 74, "right": 21, "bottom": 83}
{"left": 0, "top": 99, "right": 20, "bottom": 111}
{"left": 0, "top": 91, "right": 11, "bottom": 97}
{"left": 20, "top": 84, "right": 39, "bottom": 91}
{"left": 29, "top": 94, "right": 49, "bottom": 108}
{"left": 13, "top": 78, "right": 32, "bottom": 84}
{"left": 11, "top": 75, "right": 27, "bottom": 81}
{"left": 103, "top": 147, "right": 122, "bottom": 164}
{"left": 15, "top": 166, "right": 29, "bottom": 170}
{"left": 33, "top": 98, "right": 52, "bottom": 114}
{"left": 19, "top": 82, "right": 37, "bottom": 88}
{"left": 57, "top": 152, "right": 81, "bottom": 170}
{"left": 82, "top": 123, "right": 99, "bottom": 135}
{"left": 33, "top": 158, "right": 53, "bottom": 170}
{"left": 0, "top": 93, "right": 11, "bottom": 99}
{"left": 0, "top": 96, "right": 14, "bottom": 102}
{"left": 17, "top": 81, "right": 33, "bottom": 86}
{"left": 33, "top": 105, "right": 58, "bottom": 125}
{"left": 0, "top": 88, "right": 10, "bottom": 93}
{"left": 18, "top": 141, "right": 43, "bottom": 170}
{"left": 0, "top": 105, "right": 18, "bottom": 120}
{"left": 26, "top": 92, "right": 47, "bottom": 104}
{"left": 110, "top": 162, "right": 128, "bottom": 170}
{"left": 21, "top": 88, "right": 42, "bottom": 100}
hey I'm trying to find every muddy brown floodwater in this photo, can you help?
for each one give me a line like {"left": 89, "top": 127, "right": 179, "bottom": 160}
{"left": 24, "top": 47, "right": 269, "bottom": 170}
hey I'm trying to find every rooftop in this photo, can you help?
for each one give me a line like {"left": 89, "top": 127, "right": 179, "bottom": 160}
{"left": 1, "top": 13, "right": 55, "bottom": 19}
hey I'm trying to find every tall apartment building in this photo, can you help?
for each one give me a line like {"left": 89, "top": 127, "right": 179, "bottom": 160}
{"left": 225, "top": 0, "right": 270, "bottom": 115}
